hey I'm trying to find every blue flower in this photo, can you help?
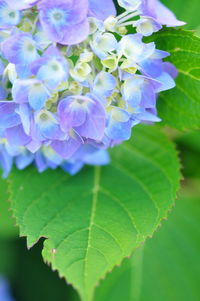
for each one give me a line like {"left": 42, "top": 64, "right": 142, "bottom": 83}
{"left": 88, "top": 0, "right": 116, "bottom": 20}
{"left": 118, "top": 34, "right": 155, "bottom": 63}
{"left": 0, "top": 142, "right": 13, "bottom": 178}
{"left": 58, "top": 95, "right": 106, "bottom": 140}
{"left": 0, "top": 101, "right": 21, "bottom": 130}
{"left": 93, "top": 71, "right": 117, "bottom": 100}
{"left": 5, "top": 0, "right": 39, "bottom": 10}
{"left": 0, "top": 1, "right": 21, "bottom": 28}
{"left": 141, "top": 0, "right": 186, "bottom": 27}
{"left": 1, "top": 33, "right": 40, "bottom": 78}
{"left": 12, "top": 79, "right": 51, "bottom": 111}
{"left": 38, "top": 0, "right": 89, "bottom": 45}
{"left": 34, "top": 109, "right": 65, "bottom": 141}
{"left": 0, "top": 77, "right": 7, "bottom": 100}
{"left": 30, "top": 46, "right": 68, "bottom": 89}
{"left": 51, "top": 130, "right": 83, "bottom": 159}
{"left": 105, "top": 106, "right": 132, "bottom": 141}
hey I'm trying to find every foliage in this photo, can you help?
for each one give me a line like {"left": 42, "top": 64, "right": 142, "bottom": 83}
{"left": 94, "top": 181, "right": 200, "bottom": 301}
{"left": 0, "top": 1, "right": 200, "bottom": 301}
{"left": 8, "top": 125, "right": 180, "bottom": 301}
{"left": 153, "top": 29, "right": 200, "bottom": 130}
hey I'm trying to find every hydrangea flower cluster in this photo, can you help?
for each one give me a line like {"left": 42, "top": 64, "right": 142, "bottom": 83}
{"left": 0, "top": 0, "right": 184, "bottom": 177}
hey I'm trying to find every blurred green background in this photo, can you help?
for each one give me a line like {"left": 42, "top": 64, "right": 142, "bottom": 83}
{"left": 0, "top": 1, "right": 200, "bottom": 301}
{"left": 163, "top": 0, "right": 200, "bottom": 31}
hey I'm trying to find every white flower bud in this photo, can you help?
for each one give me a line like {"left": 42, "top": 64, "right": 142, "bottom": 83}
{"left": 104, "top": 16, "right": 117, "bottom": 32}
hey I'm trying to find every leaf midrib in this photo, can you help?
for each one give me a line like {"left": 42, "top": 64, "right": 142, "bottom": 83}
{"left": 83, "top": 166, "right": 101, "bottom": 299}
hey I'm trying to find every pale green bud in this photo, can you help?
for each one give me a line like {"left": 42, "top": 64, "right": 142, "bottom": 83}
{"left": 80, "top": 51, "right": 94, "bottom": 63}
{"left": 104, "top": 16, "right": 117, "bottom": 32}
{"left": 69, "top": 81, "right": 83, "bottom": 95}
{"left": 3, "top": 63, "right": 17, "bottom": 83}
{"left": 101, "top": 55, "right": 118, "bottom": 71}
{"left": 70, "top": 62, "right": 92, "bottom": 82}
{"left": 45, "top": 93, "right": 59, "bottom": 110}
{"left": 120, "top": 59, "right": 138, "bottom": 74}
{"left": 117, "top": 26, "right": 128, "bottom": 35}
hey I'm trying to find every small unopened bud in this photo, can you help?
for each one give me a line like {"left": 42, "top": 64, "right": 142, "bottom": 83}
{"left": 80, "top": 51, "right": 94, "bottom": 63}
{"left": 70, "top": 62, "right": 92, "bottom": 82}
{"left": 102, "top": 55, "right": 118, "bottom": 71}
{"left": 104, "top": 16, "right": 117, "bottom": 32}
{"left": 117, "top": 26, "right": 128, "bottom": 35}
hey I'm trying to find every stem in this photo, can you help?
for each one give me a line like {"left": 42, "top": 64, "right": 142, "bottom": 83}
{"left": 116, "top": 10, "right": 131, "bottom": 20}
{"left": 118, "top": 21, "right": 136, "bottom": 27}
{"left": 118, "top": 11, "right": 139, "bottom": 24}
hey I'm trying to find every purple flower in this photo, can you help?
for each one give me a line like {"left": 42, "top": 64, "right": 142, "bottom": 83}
{"left": 131, "top": 107, "right": 161, "bottom": 125}
{"left": 118, "top": 34, "right": 155, "bottom": 63}
{"left": 74, "top": 144, "right": 110, "bottom": 165}
{"left": 51, "top": 130, "right": 83, "bottom": 159}
{"left": 0, "top": 77, "right": 7, "bottom": 100}
{"left": 1, "top": 33, "right": 40, "bottom": 78}
{"left": 17, "top": 104, "right": 65, "bottom": 143}
{"left": 121, "top": 73, "right": 174, "bottom": 111}
{"left": 15, "top": 149, "right": 34, "bottom": 170}
{"left": 139, "top": 49, "right": 169, "bottom": 78}
{"left": 141, "top": 0, "right": 186, "bottom": 27}
{"left": 34, "top": 147, "right": 63, "bottom": 172}
{"left": 62, "top": 160, "right": 84, "bottom": 175}
{"left": 5, "top": 0, "right": 39, "bottom": 10}
{"left": 58, "top": 95, "right": 106, "bottom": 140}
{"left": 0, "top": 144, "right": 13, "bottom": 178}
{"left": 105, "top": 107, "right": 132, "bottom": 141}
{"left": 33, "top": 109, "right": 65, "bottom": 141}
{"left": 0, "top": 60, "right": 4, "bottom": 75}
{"left": 134, "top": 16, "right": 162, "bottom": 36}
{"left": 15, "top": 104, "right": 66, "bottom": 149}
{"left": 30, "top": 46, "right": 68, "bottom": 89}
{"left": 38, "top": 0, "right": 89, "bottom": 45}
{"left": 0, "top": 101, "right": 21, "bottom": 130}
{"left": 88, "top": 0, "right": 116, "bottom": 20}
{"left": 92, "top": 71, "right": 117, "bottom": 100}
{"left": 5, "top": 124, "right": 31, "bottom": 147}
{"left": 0, "top": 103, "right": 31, "bottom": 148}
{"left": 0, "top": 1, "right": 21, "bottom": 28}
{"left": 12, "top": 79, "right": 51, "bottom": 111}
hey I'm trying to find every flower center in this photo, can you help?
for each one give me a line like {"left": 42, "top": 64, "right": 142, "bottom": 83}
{"left": 27, "top": 43, "right": 35, "bottom": 52}
{"left": 53, "top": 12, "right": 63, "bottom": 21}
{"left": 48, "top": 8, "right": 67, "bottom": 26}
{"left": 8, "top": 11, "right": 16, "bottom": 18}
{"left": 76, "top": 99, "right": 85, "bottom": 105}
{"left": 51, "top": 63, "right": 59, "bottom": 71}
{"left": 40, "top": 113, "right": 49, "bottom": 121}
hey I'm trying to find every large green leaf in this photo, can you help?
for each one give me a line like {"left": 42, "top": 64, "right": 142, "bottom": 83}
{"left": 8, "top": 125, "right": 180, "bottom": 301}
{"left": 152, "top": 29, "right": 200, "bottom": 130}
{"left": 94, "top": 180, "right": 200, "bottom": 301}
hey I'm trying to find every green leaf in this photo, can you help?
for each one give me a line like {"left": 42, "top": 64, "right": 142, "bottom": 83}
{"left": 150, "top": 28, "right": 200, "bottom": 130}
{"left": 0, "top": 178, "right": 17, "bottom": 238}
{"left": 8, "top": 125, "right": 180, "bottom": 301}
{"left": 94, "top": 180, "right": 200, "bottom": 301}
